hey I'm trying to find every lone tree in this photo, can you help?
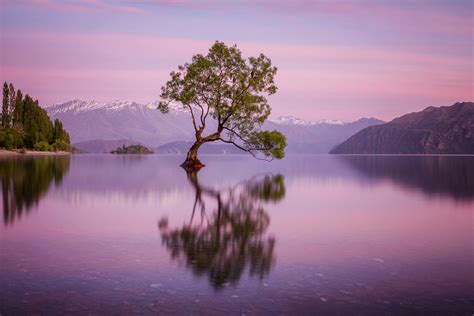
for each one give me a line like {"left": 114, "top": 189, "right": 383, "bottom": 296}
{"left": 158, "top": 41, "right": 286, "bottom": 169}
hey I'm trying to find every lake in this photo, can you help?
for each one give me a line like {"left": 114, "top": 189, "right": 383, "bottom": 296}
{"left": 1, "top": 154, "right": 473, "bottom": 315}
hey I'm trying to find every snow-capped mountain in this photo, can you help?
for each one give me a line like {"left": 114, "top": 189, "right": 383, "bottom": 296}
{"left": 47, "top": 100, "right": 143, "bottom": 114}
{"left": 46, "top": 100, "right": 384, "bottom": 153}
{"left": 314, "top": 119, "right": 344, "bottom": 125}
{"left": 47, "top": 99, "right": 188, "bottom": 115}
{"left": 47, "top": 100, "right": 196, "bottom": 147}
{"left": 270, "top": 116, "right": 309, "bottom": 126}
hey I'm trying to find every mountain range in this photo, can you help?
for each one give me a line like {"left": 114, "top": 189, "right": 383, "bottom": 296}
{"left": 46, "top": 100, "right": 384, "bottom": 154}
{"left": 330, "top": 102, "right": 474, "bottom": 154}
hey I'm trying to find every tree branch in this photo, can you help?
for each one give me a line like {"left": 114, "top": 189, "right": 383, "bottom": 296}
{"left": 191, "top": 96, "right": 206, "bottom": 129}
{"left": 197, "top": 77, "right": 213, "bottom": 124}
{"left": 221, "top": 80, "right": 253, "bottom": 127}
{"left": 223, "top": 126, "right": 245, "bottom": 142}
{"left": 201, "top": 131, "right": 221, "bottom": 142}
{"left": 219, "top": 137, "right": 273, "bottom": 162}
{"left": 186, "top": 104, "right": 199, "bottom": 133}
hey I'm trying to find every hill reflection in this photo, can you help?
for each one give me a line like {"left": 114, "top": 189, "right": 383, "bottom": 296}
{"left": 158, "top": 171, "right": 285, "bottom": 290}
{"left": 1, "top": 156, "right": 70, "bottom": 225}
{"left": 339, "top": 155, "right": 474, "bottom": 202}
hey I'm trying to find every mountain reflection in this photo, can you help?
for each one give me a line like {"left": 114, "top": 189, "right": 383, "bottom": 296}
{"left": 1, "top": 156, "right": 70, "bottom": 225}
{"left": 158, "top": 171, "right": 285, "bottom": 290}
{"left": 340, "top": 155, "right": 474, "bottom": 201}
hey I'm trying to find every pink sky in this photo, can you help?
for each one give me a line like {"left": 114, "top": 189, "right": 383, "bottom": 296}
{"left": 0, "top": 0, "right": 472, "bottom": 121}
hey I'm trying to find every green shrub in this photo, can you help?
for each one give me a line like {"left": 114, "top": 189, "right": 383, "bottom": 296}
{"left": 52, "top": 139, "right": 71, "bottom": 152}
{"left": 0, "top": 128, "right": 23, "bottom": 149}
{"left": 33, "top": 141, "right": 52, "bottom": 152}
{"left": 4, "top": 133, "right": 14, "bottom": 150}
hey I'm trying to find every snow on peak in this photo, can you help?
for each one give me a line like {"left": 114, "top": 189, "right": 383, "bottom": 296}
{"left": 270, "top": 116, "right": 344, "bottom": 126}
{"left": 144, "top": 101, "right": 188, "bottom": 113}
{"left": 270, "top": 116, "right": 308, "bottom": 125}
{"left": 47, "top": 100, "right": 190, "bottom": 115}
{"left": 314, "top": 119, "right": 344, "bottom": 125}
{"left": 47, "top": 101, "right": 346, "bottom": 126}
{"left": 48, "top": 100, "right": 138, "bottom": 114}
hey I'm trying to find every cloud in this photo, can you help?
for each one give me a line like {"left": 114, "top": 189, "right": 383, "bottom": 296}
{"left": 19, "top": 0, "right": 145, "bottom": 14}
{"left": 132, "top": 0, "right": 473, "bottom": 35}
{"left": 130, "top": 0, "right": 356, "bottom": 13}
{"left": 2, "top": 31, "right": 470, "bottom": 69}
{"left": 5, "top": 0, "right": 471, "bottom": 37}
{"left": 1, "top": 30, "right": 472, "bottom": 121}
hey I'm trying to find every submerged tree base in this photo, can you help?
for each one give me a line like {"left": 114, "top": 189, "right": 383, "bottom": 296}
{"left": 180, "top": 158, "right": 205, "bottom": 171}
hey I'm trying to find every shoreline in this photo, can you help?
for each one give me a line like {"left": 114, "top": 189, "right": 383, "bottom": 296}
{"left": 0, "top": 149, "right": 70, "bottom": 156}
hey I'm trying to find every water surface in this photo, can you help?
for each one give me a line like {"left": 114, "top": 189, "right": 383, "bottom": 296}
{"left": 1, "top": 155, "right": 473, "bottom": 315}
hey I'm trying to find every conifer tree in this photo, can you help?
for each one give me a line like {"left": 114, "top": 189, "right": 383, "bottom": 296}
{"left": 2, "top": 82, "right": 10, "bottom": 128}
{"left": 13, "top": 89, "right": 24, "bottom": 128}
{"left": 8, "top": 83, "right": 16, "bottom": 126}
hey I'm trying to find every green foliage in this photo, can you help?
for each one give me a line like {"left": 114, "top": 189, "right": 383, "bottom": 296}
{"left": 0, "top": 128, "right": 23, "bottom": 150}
{"left": 158, "top": 41, "right": 286, "bottom": 162}
{"left": 247, "top": 130, "right": 287, "bottom": 159}
{"left": 23, "top": 95, "right": 54, "bottom": 147}
{"left": 2, "top": 131, "right": 14, "bottom": 150}
{"left": 12, "top": 89, "right": 23, "bottom": 128}
{"left": 52, "top": 119, "right": 70, "bottom": 144}
{"left": 8, "top": 83, "right": 16, "bottom": 122}
{"left": 2, "top": 82, "right": 9, "bottom": 128}
{"left": 52, "top": 139, "right": 71, "bottom": 152}
{"left": 1, "top": 82, "right": 70, "bottom": 151}
{"left": 111, "top": 144, "right": 154, "bottom": 154}
{"left": 33, "top": 141, "right": 52, "bottom": 152}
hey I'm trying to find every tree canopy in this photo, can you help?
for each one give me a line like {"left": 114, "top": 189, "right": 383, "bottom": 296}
{"left": 0, "top": 82, "right": 71, "bottom": 151}
{"left": 158, "top": 41, "right": 286, "bottom": 168}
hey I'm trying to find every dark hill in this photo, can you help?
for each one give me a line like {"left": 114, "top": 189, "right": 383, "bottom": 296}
{"left": 111, "top": 144, "right": 153, "bottom": 154}
{"left": 73, "top": 139, "right": 140, "bottom": 153}
{"left": 330, "top": 102, "right": 474, "bottom": 154}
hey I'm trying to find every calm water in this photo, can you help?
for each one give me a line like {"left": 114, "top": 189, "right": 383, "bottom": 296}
{"left": 1, "top": 155, "right": 473, "bottom": 315}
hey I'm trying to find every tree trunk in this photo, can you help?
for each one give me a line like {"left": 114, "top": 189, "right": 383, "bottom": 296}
{"left": 181, "top": 141, "right": 205, "bottom": 170}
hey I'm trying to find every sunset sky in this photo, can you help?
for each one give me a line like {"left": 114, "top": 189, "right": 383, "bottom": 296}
{"left": 0, "top": 0, "right": 472, "bottom": 121}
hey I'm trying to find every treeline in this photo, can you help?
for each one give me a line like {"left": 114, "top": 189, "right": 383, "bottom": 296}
{"left": 0, "top": 82, "right": 71, "bottom": 151}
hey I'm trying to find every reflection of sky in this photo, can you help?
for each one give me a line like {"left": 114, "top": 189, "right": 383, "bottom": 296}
{"left": 1, "top": 155, "right": 473, "bottom": 313}
{"left": 1, "top": 1, "right": 472, "bottom": 121}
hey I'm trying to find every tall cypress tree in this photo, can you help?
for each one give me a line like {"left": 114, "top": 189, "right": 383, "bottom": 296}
{"left": 13, "top": 89, "right": 24, "bottom": 128}
{"left": 2, "top": 82, "right": 9, "bottom": 128}
{"left": 8, "top": 83, "right": 16, "bottom": 126}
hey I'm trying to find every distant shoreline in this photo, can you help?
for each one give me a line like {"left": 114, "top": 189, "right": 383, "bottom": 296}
{"left": 0, "top": 149, "right": 70, "bottom": 156}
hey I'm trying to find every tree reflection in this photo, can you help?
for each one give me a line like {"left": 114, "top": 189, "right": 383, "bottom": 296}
{"left": 158, "top": 171, "right": 285, "bottom": 290}
{"left": 1, "top": 156, "right": 70, "bottom": 225}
